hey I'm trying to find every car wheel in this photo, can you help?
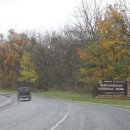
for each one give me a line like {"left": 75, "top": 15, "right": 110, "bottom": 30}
{"left": 28, "top": 97, "right": 31, "bottom": 101}
{"left": 17, "top": 97, "right": 20, "bottom": 101}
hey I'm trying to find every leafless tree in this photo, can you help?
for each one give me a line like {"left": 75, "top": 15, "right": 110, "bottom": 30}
{"left": 70, "top": 0, "right": 103, "bottom": 42}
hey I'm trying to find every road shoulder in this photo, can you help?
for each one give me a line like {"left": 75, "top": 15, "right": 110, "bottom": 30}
{"left": 0, "top": 93, "right": 13, "bottom": 108}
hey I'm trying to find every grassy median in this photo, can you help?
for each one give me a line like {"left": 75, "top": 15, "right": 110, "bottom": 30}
{"left": 36, "top": 91, "right": 130, "bottom": 107}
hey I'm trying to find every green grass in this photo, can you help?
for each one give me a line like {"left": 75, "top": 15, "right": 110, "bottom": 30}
{"left": 0, "top": 88, "right": 130, "bottom": 107}
{"left": 36, "top": 91, "right": 130, "bottom": 107}
{"left": 0, "top": 88, "right": 15, "bottom": 93}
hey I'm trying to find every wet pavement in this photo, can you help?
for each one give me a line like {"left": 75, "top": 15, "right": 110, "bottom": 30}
{"left": 0, "top": 94, "right": 130, "bottom": 130}
{"left": 0, "top": 94, "right": 13, "bottom": 108}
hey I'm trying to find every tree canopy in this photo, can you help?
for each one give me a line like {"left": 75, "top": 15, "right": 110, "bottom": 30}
{"left": 18, "top": 52, "right": 38, "bottom": 84}
{"left": 78, "top": 5, "right": 130, "bottom": 82}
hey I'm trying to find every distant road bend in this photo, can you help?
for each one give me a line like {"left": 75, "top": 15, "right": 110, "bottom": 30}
{"left": 0, "top": 94, "right": 130, "bottom": 130}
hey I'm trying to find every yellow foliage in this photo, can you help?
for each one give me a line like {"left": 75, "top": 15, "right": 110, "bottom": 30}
{"left": 78, "top": 4, "right": 130, "bottom": 82}
{"left": 77, "top": 48, "right": 93, "bottom": 61}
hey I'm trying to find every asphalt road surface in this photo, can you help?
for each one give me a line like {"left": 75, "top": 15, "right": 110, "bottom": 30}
{"left": 0, "top": 94, "right": 130, "bottom": 130}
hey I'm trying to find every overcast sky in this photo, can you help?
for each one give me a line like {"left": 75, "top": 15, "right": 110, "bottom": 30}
{"left": 0, "top": 0, "right": 128, "bottom": 34}
{"left": 0, "top": 0, "right": 81, "bottom": 34}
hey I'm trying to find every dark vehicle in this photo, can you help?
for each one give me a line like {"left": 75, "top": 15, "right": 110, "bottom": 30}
{"left": 17, "top": 87, "right": 32, "bottom": 101}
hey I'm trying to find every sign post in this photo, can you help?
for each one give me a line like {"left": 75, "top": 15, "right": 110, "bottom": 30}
{"left": 127, "top": 79, "right": 130, "bottom": 97}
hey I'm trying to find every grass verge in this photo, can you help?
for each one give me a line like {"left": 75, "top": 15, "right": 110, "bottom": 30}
{"left": 36, "top": 91, "right": 130, "bottom": 107}
{"left": 0, "top": 88, "right": 15, "bottom": 93}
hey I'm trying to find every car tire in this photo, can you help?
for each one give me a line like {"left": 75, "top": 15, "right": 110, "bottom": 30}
{"left": 28, "top": 96, "right": 31, "bottom": 101}
{"left": 17, "top": 97, "right": 20, "bottom": 101}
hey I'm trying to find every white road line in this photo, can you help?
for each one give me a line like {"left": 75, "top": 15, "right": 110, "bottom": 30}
{"left": 50, "top": 114, "right": 68, "bottom": 130}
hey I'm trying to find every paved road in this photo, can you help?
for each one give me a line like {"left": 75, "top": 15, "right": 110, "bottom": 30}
{"left": 0, "top": 94, "right": 130, "bottom": 130}
{"left": 0, "top": 93, "right": 13, "bottom": 107}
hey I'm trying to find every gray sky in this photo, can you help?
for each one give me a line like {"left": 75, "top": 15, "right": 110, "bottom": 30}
{"left": 0, "top": 0, "right": 128, "bottom": 34}
{"left": 0, "top": 0, "right": 81, "bottom": 34}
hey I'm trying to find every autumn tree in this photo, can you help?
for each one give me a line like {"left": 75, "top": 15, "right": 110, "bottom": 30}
{"left": 18, "top": 52, "right": 38, "bottom": 86}
{"left": 0, "top": 34, "right": 4, "bottom": 82}
{"left": 0, "top": 29, "right": 31, "bottom": 88}
{"left": 78, "top": 5, "right": 130, "bottom": 86}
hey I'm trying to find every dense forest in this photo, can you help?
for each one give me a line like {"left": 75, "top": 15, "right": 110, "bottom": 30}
{"left": 0, "top": 0, "right": 130, "bottom": 95}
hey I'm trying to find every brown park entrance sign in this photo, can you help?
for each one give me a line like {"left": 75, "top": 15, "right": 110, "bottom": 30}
{"left": 98, "top": 80, "right": 127, "bottom": 95}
